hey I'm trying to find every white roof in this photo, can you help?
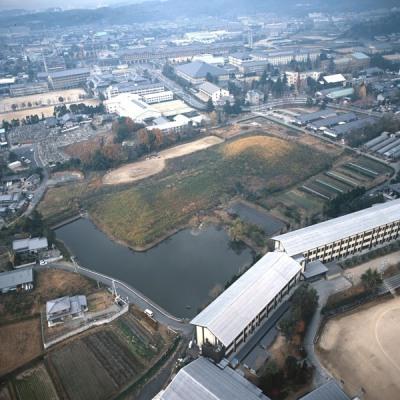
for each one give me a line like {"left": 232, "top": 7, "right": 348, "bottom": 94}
{"left": 160, "top": 357, "right": 270, "bottom": 400}
{"left": 198, "top": 81, "right": 222, "bottom": 95}
{"left": 191, "top": 252, "right": 302, "bottom": 347}
{"left": 0, "top": 268, "right": 33, "bottom": 290}
{"left": 323, "top": 74, "right": 346, "bottom": 84}
{"left": 273, "top": 199, "right": 400, "bottom": 257}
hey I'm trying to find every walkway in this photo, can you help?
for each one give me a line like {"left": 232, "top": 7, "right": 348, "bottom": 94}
{"left": 38, "top": 261, "right": 193, "bottom": 336}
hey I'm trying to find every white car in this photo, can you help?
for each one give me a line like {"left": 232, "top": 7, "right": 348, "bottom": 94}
{"left": 39, "top": 260, "right": 47, "bottom": 266}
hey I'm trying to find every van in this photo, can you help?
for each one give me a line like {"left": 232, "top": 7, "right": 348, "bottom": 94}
{"left": 144, "top": 309, "right": 154, "bottom": 318}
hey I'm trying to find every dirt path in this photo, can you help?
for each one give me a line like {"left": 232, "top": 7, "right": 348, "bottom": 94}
{"left": 103, "top": 136, "right": 224, "bottom": 185}
{"left": 317, "top": 296, "right": 400, "bottom": 399}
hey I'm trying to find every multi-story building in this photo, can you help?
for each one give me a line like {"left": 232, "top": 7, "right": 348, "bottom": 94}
{"left": 198, "top": 82, "right": 229, "bottom": 104}
{"left": 191, "top": 252, "right": 303, "bottom": 357}
{"left": 175, "top": 61, "right": 229, "bottom": 85}
{"left": 141, "top": 90, "right": 174, "bottom": 104}
{"left": 272, "top": 199, "right": 400, "bottom": 265}
{"left": 284, "top": 71, "right": 320, "bottom": 87}
{"left": 264, "top": 49, "right": 320, "bottom": 66}
{"left": 104, "top": 82, "right": 165, "bottom": 99}
{"left": 9, "top": 82, "right": 49, "bottom": 97}
{"left": 48, "top": 68, "right": 91, "bottom": 90}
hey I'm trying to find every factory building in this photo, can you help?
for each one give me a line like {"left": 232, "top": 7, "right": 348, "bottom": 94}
{"left": 272, "top": 199, "right": 400, "bottom": 265}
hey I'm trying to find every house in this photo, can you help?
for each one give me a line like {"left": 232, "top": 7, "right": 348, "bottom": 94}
{"left": 175, "top": 61, "right": 229, "bottom": 85}
{"left": 0, "top": 268, "right": 34, "bottom": 294}
{"left": 12, "top": 237, "right": 48, "bottom": 254}
{"left": 246, "top": 90, "right": 263, "bottom": 105}
{"left": 198, "top": 82, "right": 229, "bottom": 104}
{"left": 46, "top": 295, "right": 88, "bottom": 326}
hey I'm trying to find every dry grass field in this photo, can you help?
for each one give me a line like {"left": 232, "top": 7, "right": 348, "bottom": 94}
{"left": 317, "top": 296, "right": 400, "bottom": 400}
{"left": 0, "top": 319, "right": 42, "bottom": 376}
{"left": 103, "top": 135, "right": 223, "bottom": 185}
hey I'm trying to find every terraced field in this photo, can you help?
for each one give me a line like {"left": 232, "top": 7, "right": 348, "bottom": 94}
{"left": 13, "top": 364, "right": 59, "bottom": 400}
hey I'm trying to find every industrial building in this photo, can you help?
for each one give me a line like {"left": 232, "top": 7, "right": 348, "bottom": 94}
{"left": 308, "top": 113, "right": 358, "bottom": 131}
{"left": 272, "top": 199, "right": 400, "bottom": 265}
{"left": 364, "top": 132, "right": 400, "bottom": 160}
{"left": 191, "top": 252, "right": 303, "bottom": 356}
{"left": 175, "top": 61, "right": 229, "bottom": 85}
{"left": 155, "top": 357, "right": 270, "bottom": 400}
{"left": 47, "top": 68, "right": 91, "bottom": 90}
{"left": 294, "top": 109, "right": 337, "bottom": 126}
{"left": 0, "top": 268, "right": 34, "bottom": 294}
{"left": 326, "top": 117, "right": 377, "bottom": 138}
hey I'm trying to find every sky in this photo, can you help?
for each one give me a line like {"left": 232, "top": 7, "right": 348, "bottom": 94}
{"left": 0, "top": 0, "right": 147, "bottom": 10}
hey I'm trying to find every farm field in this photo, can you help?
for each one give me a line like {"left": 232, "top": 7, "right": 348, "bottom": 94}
{"left": 0, "top": 319, "right": 42, "bottom": 376}
{"left": 317, "top": 296, "right": 400, "bottom": 400}
{"left": 13, "top": 364, "right": 59, "bottom": 400}
{"left": 88, "top": 134, "right": 333, "bottom": 248}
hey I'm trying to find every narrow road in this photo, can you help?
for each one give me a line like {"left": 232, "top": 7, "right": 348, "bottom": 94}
{"left": 40, "top": 261, "right": 193, "bottom": 336}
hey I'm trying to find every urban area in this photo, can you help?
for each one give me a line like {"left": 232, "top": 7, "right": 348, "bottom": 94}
{"left": 0, "top": 1, "right": 400, "bottom": 399}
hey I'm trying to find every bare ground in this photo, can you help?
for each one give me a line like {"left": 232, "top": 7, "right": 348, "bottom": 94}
{"left": 0, "top": 319, "right": 42, "bottom": 376}
{"left": 103, "top": 135, "right": 224, "bottom": 185}
{"left": 317, "top": 296, "right": 400, "bottom": 399}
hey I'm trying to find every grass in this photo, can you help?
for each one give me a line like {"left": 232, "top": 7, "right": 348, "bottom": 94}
{"left": 14, "top": 364, "right": 59, "bottom": 400}
{"left": 86, "top": 135, "right": 334, "bottom": 248}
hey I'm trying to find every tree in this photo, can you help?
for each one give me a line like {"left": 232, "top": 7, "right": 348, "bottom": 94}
{"left": 206, "top": 98, "right": 214, "bottom": 112}
{"left": 58, "top": 96, "right": 64, "bottom": 102}
{"left": 361, "top": 268, "right": 382, "bottom": 293}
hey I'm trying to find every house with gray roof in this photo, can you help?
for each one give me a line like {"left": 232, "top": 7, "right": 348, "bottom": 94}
{"left": 46, "top": 295, "right": 88, "bottom": 326}
{"left": 12, "top": 237, "right": 48, "bottom": 254}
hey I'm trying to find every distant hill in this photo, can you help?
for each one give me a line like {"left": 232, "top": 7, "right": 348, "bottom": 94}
{"left": 0, "top": 0, "right": 399, "bottom": 28}
{"left": 344, "top": 12, "right": 400, "bottom": 38}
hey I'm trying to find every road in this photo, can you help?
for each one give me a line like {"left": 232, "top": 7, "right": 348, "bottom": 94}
{"left": 42, "top": 261, "right": 193, "bottom": 336}
{"left": 150, "top": 70, "right": 207, "bottom": 111}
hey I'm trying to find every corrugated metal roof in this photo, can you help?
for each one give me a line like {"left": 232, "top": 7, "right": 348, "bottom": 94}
{"left": 0, "top": 268, "right": 33, "bottom": 290}
{"left": 299, "top": 380, "right": 350, "bottom": 400}
{"left": 49, "top": 68, "right": 90, "bottom": 79}
{"left": 273, "top": 199, "right": 400, "bottom": 257}
{"left": 191, "top": 252, "right": 302, "bottom": 347}
{"left": 160, "top": 357, "right": 270, "bottom": 400}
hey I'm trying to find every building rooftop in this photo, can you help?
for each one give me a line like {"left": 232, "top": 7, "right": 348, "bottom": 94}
{"left": 160, "top": 357, "right": 270, "bottom": 400}
{"left": 299, "top": 380, "right": 350, "bottom": 400}
{"left": 191, "top": 252, "right": 302, "bottom": 347}
{"left": 12, "top": 237, "right": 48, "bottom": 252}
{"left": 273, "top": 199, "right": 400, "bottom": 257}
{"left": 175, "top": 61, "right": 228, "bottom": 79}
{"left": 330, "top": 116, "right": 377, "bottom": 136}
{"left": 0, "top": 268, "right": 33, "bottom": 291}
{"left": 49, "top": 68, "right": 90, "bottom": 79}
{"left": 323, "top": 74, "right": 346, "bottom": 84}
{"left": 310, "top": 113, "right": 357, "bottom": 129}
{"left": 198, "top": 81, "right": 222, "bottom": 95}
{"left": 296, "top": 109, "right": 337, "bottom": 124}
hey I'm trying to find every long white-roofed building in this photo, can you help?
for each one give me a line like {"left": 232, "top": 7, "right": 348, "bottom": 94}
{"left": 155, "top": 357, "right": 270, "bottom": 400}
{"left": 272, "top": 199, "right": 400, "bottom": 265}
{"left": 191, "top": 252, "right": 303, "bottom": 356}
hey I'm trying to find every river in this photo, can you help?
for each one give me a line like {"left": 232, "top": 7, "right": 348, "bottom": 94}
{"left": 56, "top": 218, "right": 254, "bottom": 318}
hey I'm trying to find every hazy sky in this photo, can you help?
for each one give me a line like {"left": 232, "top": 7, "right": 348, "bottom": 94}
{"left": 0, "top": 0, "right": 146, "bottom": 10}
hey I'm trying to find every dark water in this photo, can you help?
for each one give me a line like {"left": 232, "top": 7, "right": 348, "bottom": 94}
{"left": 228, "top": 201, "right": 285, "bottom": 236}
{"left": 56, "top": 218, "right": 253, "bottom": 318}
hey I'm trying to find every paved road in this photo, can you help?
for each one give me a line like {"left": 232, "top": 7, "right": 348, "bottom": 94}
{"left": 41, "top": 261, "right": 193, "bottom": 336}
{"left": 150, "top": 70, "right": 207, "bottom": 111}
{"left": 304, "top": 277, "right": 352, "bottom": 387}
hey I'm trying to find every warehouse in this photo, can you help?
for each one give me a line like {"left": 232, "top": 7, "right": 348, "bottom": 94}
{"left": 175, "top": 61, "right": 229, "bottom": 85}
{"left": 272, "top": 199, "right": 400, "bottom": 264}
{"left": 309, "top": 113, "right": 357, "bottom": 131}
{"left": 155, "top": 357, "right": 270, "bottom": 400}
{"left": 325, "top": 117, "right": 377, "bottom": 138}
{"left": 0, "top": 268, "right": 34, "bottom": 294}
{"left": 191, "top": 252, "right": 303, "bottom": 356}
{"left": 294, "top": 109, "right": 337, "bottom": 126}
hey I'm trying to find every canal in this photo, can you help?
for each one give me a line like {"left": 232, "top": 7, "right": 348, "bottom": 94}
{"left": 56, "top": 218, "right": 254, "bottom": 318}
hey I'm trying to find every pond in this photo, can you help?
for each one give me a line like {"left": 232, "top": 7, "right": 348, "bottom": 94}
{"left": 56, "top": 218, "right": 254, "bottom": 318}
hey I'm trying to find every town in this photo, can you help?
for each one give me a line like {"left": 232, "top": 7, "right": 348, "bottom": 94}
{"left": 0, "top": 1, "right": 400, "bottom": 400}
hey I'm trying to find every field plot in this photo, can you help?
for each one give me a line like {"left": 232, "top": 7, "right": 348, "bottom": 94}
{"left": 317, "top": 296, "right": 400, "bottom": 400}
{"left": 14, "top": 364, "right": 59, "bottom": 400}
{"left": 89, "top": 135, "right": 332, "bottom": 248}
{"left": 103, "top": 135, "right": 223, "bottom": 185}
{"left": 0, "top": 319, "right": 42, "bottom": 376}
{"left": 49, "top": 339, "right": 116, "bottom": 400}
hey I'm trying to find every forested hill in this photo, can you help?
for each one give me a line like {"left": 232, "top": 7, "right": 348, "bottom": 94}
{"left": 0, "top": 0, "right": 399, "bottom": 28}
{"left": 344, "top": 12, "right": 400, "bottom": 39}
